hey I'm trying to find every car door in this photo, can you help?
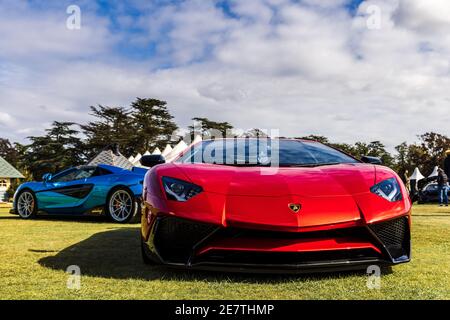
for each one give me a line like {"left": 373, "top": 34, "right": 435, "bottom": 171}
{"left": 37, "top": 167, "right": 97, "bottom": 212}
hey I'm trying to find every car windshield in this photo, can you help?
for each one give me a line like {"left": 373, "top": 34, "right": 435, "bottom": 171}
{"left": 177, "top": 139, "right": 358, "bottom": 167}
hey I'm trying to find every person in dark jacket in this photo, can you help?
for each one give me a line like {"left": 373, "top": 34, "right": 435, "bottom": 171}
{"left": 444, "top": 150, "right": 450, "bottom": 179}
{"left": 437, "top": 168, "right": 449, "bottom": 206}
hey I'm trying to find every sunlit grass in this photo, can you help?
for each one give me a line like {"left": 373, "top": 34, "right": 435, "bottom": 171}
{"left": 0, "top": 205, "right": 449, "bottom": 300}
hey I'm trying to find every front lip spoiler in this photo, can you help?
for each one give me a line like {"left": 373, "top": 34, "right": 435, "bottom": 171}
{"left": 160, "top": 258, "right": 403, "bottom": 275}
{"left": 9, "top": 208, "right": 16, "bottom": 215}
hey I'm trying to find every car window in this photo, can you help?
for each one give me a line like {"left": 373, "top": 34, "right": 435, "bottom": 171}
{"left": 50, "top": 169, "right": 78, "bottom": 183}
{"left": 92, "top": 167, "right": 113, "bottom": 177}
{"left": 73, "top": 168, "right": 97, "bottom": 180}
{"left": 51, "top": 168, "right": 96, "bottom": 183}
{"left": 177, "top": 139, "right": 358, "bottom": 167}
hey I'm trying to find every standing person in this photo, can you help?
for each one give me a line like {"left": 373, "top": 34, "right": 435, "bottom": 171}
{"left": 437, "top": 168, "right": 449, "bottom": 207}
{"left": 404, "top": 170, "right": 410, "bottom": 193}
{"left": 444, "top": 150, "right": 450, "bottom": 179}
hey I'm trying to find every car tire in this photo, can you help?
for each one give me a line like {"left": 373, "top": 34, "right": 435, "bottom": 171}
{"left": 15, "top": 189, "right": 38, "bottom": 219}
{"left": 105, "top": 187, "right": 137, "bottom": 223}
{"left": 130, "top": 202, "right": 142, "bottom": 224}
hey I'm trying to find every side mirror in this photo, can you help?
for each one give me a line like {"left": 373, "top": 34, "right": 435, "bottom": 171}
{"left": 140, "top": 155, "right": 166, "bottom": 168}
{"left": 42, "top": 173, "right": 53, "bottom": 182}
{"left": 361, "top": 155, "right": 383, "bottom": 165}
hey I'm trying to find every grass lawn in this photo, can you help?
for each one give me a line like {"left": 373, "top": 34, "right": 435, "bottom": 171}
{"left": 0, "top": 205, "right": 449, "bottom": 300}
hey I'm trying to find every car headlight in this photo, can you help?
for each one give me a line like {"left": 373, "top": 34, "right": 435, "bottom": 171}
{"left": 162, "top": 177, "right": 203, "bottom": 202}
{"left": 370, "top": 178, "right": 402, "bottom": 202}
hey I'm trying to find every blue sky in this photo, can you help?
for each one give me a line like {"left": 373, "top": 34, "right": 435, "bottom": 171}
{"left": 15, "top": 0, "right": 367, "bottom": 64}
{"left": 1, "top": 0, "right": 450, "bottom": 149}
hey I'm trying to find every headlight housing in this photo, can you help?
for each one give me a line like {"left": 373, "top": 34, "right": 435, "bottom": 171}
{"left": 162, "top": 177, "right": 203, "bottom": 202}
{"left": 370, "top": 178, "right": 403, "bottom": 202}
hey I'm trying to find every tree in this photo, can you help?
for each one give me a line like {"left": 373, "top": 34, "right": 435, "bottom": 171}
{"left": 241, "top": 128, "right": 269, "bottom": 138}
{"left": 80, "top": 105, "right": 134, "bottom": 158}
{"left": 25, "top": 122, "right": 83, "bottom": 180}
{"left": 417, "top": 132, "right": 450, "bottom": 175}
{"left": 189, "top": 117, "right": 233, "bottom": 139}
{"left": 0, "top": 138, "right": 20, "bottom": 165}
{"left": 130, "top": 98, "right": 178, "bottom": 151}
{"left": 330, "top": 142, "right": 357, "bottom": 157}
{"left": 351, "top": 141, "right": 394, "bottom": 167}
{"left": 298, "top": 135, "right": 330, "bottom": 144}
{"left": 394, "top": 142, "right": 410, "bottom": 179}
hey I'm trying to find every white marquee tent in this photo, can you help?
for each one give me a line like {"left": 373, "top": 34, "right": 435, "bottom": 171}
{"left": 131, "top": 139, "right": 198, "bottom": 167}
{"left": 410, "top": 167, "right": 425, "bottom": 181}
{"left": 162, "top": 144, "right": 173, "bottom": 157}
{"left": 165, "top": 140, "right": 189, "bottom": 162}
{"left": 132, "top": 153, "right": 142, "bottom": 166}
{"left": 428, "top": 166, "right": 439, "bottom": 179}
{"left": 151, "top": 148, "right": 161, "bottom": 155}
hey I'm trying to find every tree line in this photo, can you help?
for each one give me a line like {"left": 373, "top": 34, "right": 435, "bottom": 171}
{"left": 1, "top": 97, "right": 449, "bottom": 188}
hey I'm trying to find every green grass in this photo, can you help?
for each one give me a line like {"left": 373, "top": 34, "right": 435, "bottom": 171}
{"left": 0, "top": 205, "right": 449, "bottom": 300}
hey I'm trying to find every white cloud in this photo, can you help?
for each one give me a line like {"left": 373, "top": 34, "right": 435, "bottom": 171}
{"left": 0, "top": 2, "right": 115, "bottom": 61}
{"left": 0, "top": 112, "right": 15, "bottom": 127}
{"left": 1, "top": 0, "right": 450, "bottom": 151}
{"left": 395, "top": 0, "right": 450, "bottom": 32}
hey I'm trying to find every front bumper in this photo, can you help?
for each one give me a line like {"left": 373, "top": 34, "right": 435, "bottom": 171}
{"left": 142, "top": 215, "right": 411, "bottom": 274}
{"left": 9, "top": 208, "right": 16, "bottom": 215}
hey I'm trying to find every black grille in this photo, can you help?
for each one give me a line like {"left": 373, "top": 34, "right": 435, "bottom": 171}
{"left": 369, "top": 216, "right": 410, "bottom": 260}
{"left": 153, "top": 216, "right": 217, "bottom": 263}
{"left": 197, "top": 249, "right": 381, "bottom": 266}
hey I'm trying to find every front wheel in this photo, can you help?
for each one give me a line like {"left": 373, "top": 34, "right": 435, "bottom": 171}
{"left": 15, "top": 190, "right": 37, "bottom": 219}
{"left": 106, "top": 188, "right": 137, "bottom": 223}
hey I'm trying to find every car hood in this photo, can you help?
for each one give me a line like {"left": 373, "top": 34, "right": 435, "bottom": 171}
{"left": 174, "top": 163, "right": 376, "bottom": 197}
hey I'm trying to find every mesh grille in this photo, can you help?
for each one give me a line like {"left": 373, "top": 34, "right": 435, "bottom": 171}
{"left": 154, "top": 216, "right": 217, "bottom": 263}
{"left": 369, "top": 216, "right": 409, "bottom": 260}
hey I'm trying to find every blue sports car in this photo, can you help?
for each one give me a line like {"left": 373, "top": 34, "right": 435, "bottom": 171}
{"left": 11, "top": 164, "right": 146, "bottom": 223}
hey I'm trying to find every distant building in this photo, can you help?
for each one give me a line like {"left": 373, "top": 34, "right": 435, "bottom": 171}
{"left": 0, "top": 156, "right": 24, "bottom": 202}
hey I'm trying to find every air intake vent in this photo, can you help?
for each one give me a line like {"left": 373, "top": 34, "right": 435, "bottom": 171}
{"left": 154, "top": 216, "right": 217, "bottom": 263}
{"left": 369, "top": 216, "right": 410, "bottom": 261}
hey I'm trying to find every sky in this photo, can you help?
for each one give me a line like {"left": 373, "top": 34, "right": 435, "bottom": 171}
{"left": 1, "top": 0, "right": 450, "bottom": 150}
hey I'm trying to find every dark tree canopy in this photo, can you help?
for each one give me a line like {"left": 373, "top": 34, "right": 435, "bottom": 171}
{"left": 241, "top": 128, "right": 269, "bottom": 138}
{"left": 299, "top": 135, "right": 330, "bottom": 144}
{"left": 80, "top": 105, "right": 134, "bottom": 158}
{"left": 189, "top": 117, "right": 233, "bottom": 139}
{"left": 0, "top": 138, "right": 20, "bottom": 166}
{"left": 25, "top": 121, "right": 84, "bottom": 180}
{"left": 79, "top": 98, "right": 178, "bottom": 157}
{"left": 130, "top": 98, "right": 178, "bottom": 151}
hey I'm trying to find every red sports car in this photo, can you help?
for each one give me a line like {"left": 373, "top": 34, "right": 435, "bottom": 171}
{"left": 140, "top": 138, "right": 411, "bottom": 273}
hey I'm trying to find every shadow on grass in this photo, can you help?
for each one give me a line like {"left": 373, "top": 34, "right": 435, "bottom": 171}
{"left": 38, "top": 227, "right": 373, "bottom": 283}
{"left": 0, "top": 214, "right": 140, "bottom": 224}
